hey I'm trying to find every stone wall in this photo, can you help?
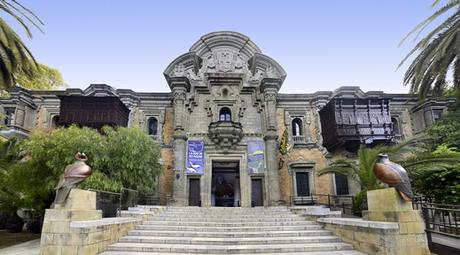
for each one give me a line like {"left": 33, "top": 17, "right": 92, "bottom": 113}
{"left": 158, "top": 106, "right": 174, "bottom": 204}
{"left": 276, "top": 108, "right": 333, "bottom": 204}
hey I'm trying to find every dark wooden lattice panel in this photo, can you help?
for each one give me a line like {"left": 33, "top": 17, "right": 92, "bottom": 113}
{"left": 319, "top": 98, "right": 394, "bottom": 151}
{"left": 58, "top": 96, "right": 129, "bottom": 129}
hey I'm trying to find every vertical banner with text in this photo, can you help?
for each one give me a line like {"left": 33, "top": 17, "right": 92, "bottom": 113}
{"left": 186, "top": 140, "right": 205, "bottom": 175}
{"left": 247, "top": 140, "right": 265, "bottom": 174}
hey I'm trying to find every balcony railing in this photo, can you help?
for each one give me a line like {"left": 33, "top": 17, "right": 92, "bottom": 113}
{"left": 293, "top": 135, "right": 305, "bottom": 143}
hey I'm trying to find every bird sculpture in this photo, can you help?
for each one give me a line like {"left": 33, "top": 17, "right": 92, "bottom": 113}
{"left": 52, "top": 152, "right": 92, "bottom": 207}
{"left": 373, "top": 154, "right": 414, "bottom": 201}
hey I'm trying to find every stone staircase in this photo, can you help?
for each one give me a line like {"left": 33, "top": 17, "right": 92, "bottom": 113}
{"left": 100, "top": 206, "right": 365, "bottom": 255}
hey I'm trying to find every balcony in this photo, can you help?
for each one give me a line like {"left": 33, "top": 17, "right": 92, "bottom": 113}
{"left": 319, "top": 98, "right": 394, "bottom": 152}
{"left": 208, "top": 121, "right": 243, "bottom": 150}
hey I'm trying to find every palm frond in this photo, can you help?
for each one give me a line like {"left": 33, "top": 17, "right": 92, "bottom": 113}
{"left": 0, "top": 0, "right": 43, "bottom": 90}
{"left": 0, "top": 18, "right": 37, "bottom": 90}
{"left": 400, "top": 1, "right": 460, "bottom": 99}
{"left": 399, "top": 0, "right": 460, "bottom": 45}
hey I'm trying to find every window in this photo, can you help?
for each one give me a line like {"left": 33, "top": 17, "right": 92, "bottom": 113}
{"left": 219, "top": 107, "right": 231, "bottom": 122}
{"left": 51, "top": 115, "right": 60, "bottom": 128}
{"left": 295, "top": 172, "right": 310, "bottom": 196}
{"left": 148, "top": 117, "right": 158, "bottom": 135}
{"left": 391, "top": 117, "right": 400, "bottom": 135}
{"left": 335, "top": 173, "right": 349, "bottom": 195}
{"left": 3, "top": 108, "right": 14, "bottom": 126}
{"left": 432, "top": 109, "right": 444, "bottom": 122}
{"left": 292, "top": 118, "right": 302, "bottom": 136}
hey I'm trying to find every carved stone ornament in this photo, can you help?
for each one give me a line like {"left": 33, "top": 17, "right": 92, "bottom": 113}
{"left": 173, "top": 91, "right": 186, "bottom": 103}
{"left": 199, "top": 49, "right": 249, "bottom": 74}
{"left": 186, "top": 69, "right": 202, "bottom": 81}
{"left": 172, "top": 63, "right": 185, "bottom": 77}
{"left": 264, "top": 64, "right": 280, "bottom": 79}
{"left": 264, "top": 92, "right": 277, "bottom": 102}
{"left": 249, "top": 69, "right": 264, "bottom": 82}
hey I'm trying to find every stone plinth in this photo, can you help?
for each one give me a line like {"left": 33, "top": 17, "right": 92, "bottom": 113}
{"left": 54, "top": 188, "right": 97, "bottom": 211}
{"left": 317, "top": 188, "right": 430, "bottom": 255}
{"left": 40, "top": 188, "right": 141, "bottom": 255}
{"left": 363, "top": 188, "right": 430, "bottom": 255}
{"left": 367, "top": 188, "right": 412, "bottom": 213}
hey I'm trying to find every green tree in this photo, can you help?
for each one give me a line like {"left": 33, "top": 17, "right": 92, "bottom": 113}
{"left": 427, "top": 101, "right": 460, "bottom": 149}
{"left": 0, "top": 0, "right": 43, "bottom": 90}
{"left": 406, "top": 100, "right": 460, "bottom": 203}
{"left": 317, "top": 138, "right": 459, "bottom": 213}
{"left": 0, "top": 125, "right": 164, "bottom": 215}
{"left": 102, "top": 126, "right": 163, "bottom": 193}
{"left": 399, "top": 0, "right": 460, "bottom": 99}
{"left": 15, "top": 63, "right": 66, "bottom": 90}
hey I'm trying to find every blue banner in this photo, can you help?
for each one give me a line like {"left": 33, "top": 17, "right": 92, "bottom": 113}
{"left": 248, "top": 140, "right": 265, "bottom": 174}
{"left": 187, "top": 140, "right": 205, "bottom": 175}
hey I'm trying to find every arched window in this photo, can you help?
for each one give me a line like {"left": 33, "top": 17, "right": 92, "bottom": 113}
{"left": 51, "top": 115, "right": 60, "bottom": 128}
{"left": 148, "top": 117, "right": 158, "bottom": 135}
{"left": 219, "top": 107, "right": 231, "bottom": 122}
{"left": 292, "top": 118, "right": 302, "bottom": 136}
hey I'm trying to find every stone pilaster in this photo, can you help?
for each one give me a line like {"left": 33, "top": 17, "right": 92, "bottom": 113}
{"left": 261, "top": 78, "right": 282, "bottom": 205}
{"left": 170, "top": 77, "right": 190, "bottom": 206}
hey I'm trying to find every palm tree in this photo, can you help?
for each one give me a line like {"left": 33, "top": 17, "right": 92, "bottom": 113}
{"left": 399, "top": 0, "right": 460, "bottom": 99}
{"left": 0, "top": 0, "right": 43, "bottom": 90}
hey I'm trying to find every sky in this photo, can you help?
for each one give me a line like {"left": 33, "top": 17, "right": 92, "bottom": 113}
{"left": 5, "top": 1, "right": 441, "bottom": 93}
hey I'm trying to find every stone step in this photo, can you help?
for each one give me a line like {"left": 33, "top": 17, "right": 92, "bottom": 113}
{"left": 146, "top": 216, "right": 303, "bottom": 222}
{"left": 153, "top": 212, "right": 294, "bottom": 217}
{"left": 157, "top": 206, "right": 289, "bottom": 210}
{"left": 119, "top": 235, "right": 341, "bottom": 245}
{"left": 135, "top": 224, "right": 324, "bottom": 232}
{"left": 142, "top": 220, "right": 315, "bottom": 227}
{"left": 127, "top": 229, "right": 333, "bottom": 238}
{"left": 106, "top": 242, "right": 354, "bottom": 253}
{"left": 153, "top": 211, "right": 298, "bottom": 216}
{"left": 101, "top": 251, "right": 366, "bottom": 255}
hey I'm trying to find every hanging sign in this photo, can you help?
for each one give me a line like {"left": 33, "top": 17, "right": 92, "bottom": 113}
{"left": 247, "top": 140, "right": 265, "bottom": 174}
{"left": 186, "top": 140, "right": 205, "bottom": 175}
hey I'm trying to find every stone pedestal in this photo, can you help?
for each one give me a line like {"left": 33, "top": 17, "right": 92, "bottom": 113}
{"left": 363, "top": 188, "right": 430, "bottom": 255}
{"left": 40, "top": 189, "right": 102, "bottom": 255}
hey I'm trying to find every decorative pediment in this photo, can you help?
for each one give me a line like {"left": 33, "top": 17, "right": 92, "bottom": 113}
{"left": 164, "top": 31, "right": 287, "bottom": 91}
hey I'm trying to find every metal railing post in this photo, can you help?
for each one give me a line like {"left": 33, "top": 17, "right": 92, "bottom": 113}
{"left": 422, "top": 206, "right": 432, "bottom": 247}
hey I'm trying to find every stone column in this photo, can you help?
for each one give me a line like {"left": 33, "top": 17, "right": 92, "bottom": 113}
{"left": 261, "top": 78, "right": 282, "bottom": 206}
{"left": 170, "top": 77, "right": 190, "bottom": 206}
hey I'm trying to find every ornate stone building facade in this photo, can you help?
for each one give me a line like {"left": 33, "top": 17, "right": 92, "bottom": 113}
{"left": 0, "top": 31, "right": 451, "bottom": 207}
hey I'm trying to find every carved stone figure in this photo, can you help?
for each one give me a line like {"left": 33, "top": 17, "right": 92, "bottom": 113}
{"left": 373, "top": 154, "right": 414, "bottom": 201}
{"left": 52, "top": 152, "right": 92, "bottom": 207}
